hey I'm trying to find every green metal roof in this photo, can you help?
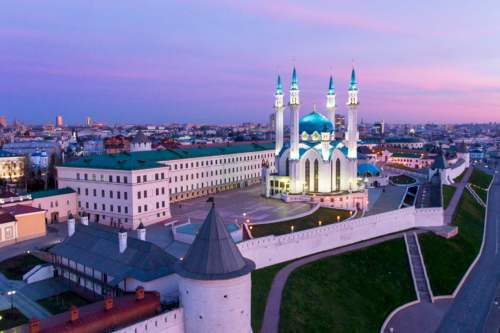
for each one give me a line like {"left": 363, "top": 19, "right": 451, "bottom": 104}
{"left": 62, "top": 142, "right": 275, "bottom": 171}
{"left": 30, "top": 187, "right": 76, "bottom": 199}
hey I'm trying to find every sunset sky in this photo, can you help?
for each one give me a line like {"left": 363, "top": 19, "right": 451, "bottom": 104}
{"left": 1, "top": 0, "right": 499, "bottom": 125}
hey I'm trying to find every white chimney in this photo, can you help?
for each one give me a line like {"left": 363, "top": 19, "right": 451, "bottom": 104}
{"left": 67, "top": 217, "right": 75, "bottom": 237}
{"left": 137, "top": 222, "right": 146, "bottom": 241}
{"left": 118, "top": 227, "right": 127, "bottom": 253}
{"left": 81, "top": 215, "right": 89, "bottom": 226}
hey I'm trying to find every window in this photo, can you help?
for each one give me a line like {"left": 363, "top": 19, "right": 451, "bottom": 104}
{"left": 138, "top": 192, "right": 141, "bottom": 199}
{"left": 138, "top": 206, "right": 142, "bottom": 213}
{"left": 124, "top": 192, "right": 128, "bottom": 200}
{"left": 77, "top": 188, "right": 81, "bottom": 195}
{"left": 109, "top": 175, "right": 112, "bottom": 182}
{"left": 144, "top": 204, "right": 148, "bottom": 212}
{"left": 117, "top": 192, "right": 121, "bottom": 199}
{"left": 156, "top": 188, "right": 159, "bottom": 196}
{"left": 124, "top": 176, "right": 128, "bottom": 183}
{"left": 137, "top": 176, "right": 141, "bottom": 183}
{"left": 124, "top": 206, "right": 128, "bottom": 214}
{"left": 76, "top": 173, "right": 80, "bottom": 180}
{"left": 85, "top": 188, "right": 89, "bottom": 196}
{"left": 102, "top": 204, "right": 105, "bottom": 211}
{"left": 93, "top": 189, "right": 97, "bottom": 197}
{"left": 102, "top": 190, "right": 105, "bottom": 197}
{"left": 155, "top": 173, "right": 159, "bottom": 180}
{"left": 110, "top": 191, "right": 113, "bottom": 198}
{"left": 143, "top": 175, "right": 147, "bottom": 182}
{"left": 143, "top": 190, "right": 147, "bottom": 198}
{"left": 84, "top": 174, "right": 88, "bottom": 180}
{"left": 116, "top": 176, "right": 121, "bottom": 183}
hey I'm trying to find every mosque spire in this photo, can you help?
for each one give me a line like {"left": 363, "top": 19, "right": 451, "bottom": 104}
{"left": 349, "top": 66, "right": 357, "bottom": 91}
{"left": 276, "top": 74, "right": 283, "bottom": 95}
{"left": 328, "top": 75, "right": 335, "bottom": 95}
{"left": 290, "top": 67, "right": 299, "bottom": 90}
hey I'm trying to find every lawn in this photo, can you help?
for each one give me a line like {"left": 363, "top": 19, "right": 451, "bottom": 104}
{"left": 251, "top": 262, "right": 288, "bottom": 331}
{"left": 250, "top": 208, "right": 352, "bottom": 238}
{"left": 0, "top": 254, "right": 45, "bottom": 280}
{"left": 389, "top": 174, "right": 416, "bottom": 185}
{"left": 470, "top": 185, "right": 488, "bottom": 203}
{"left": 442, "top": 185, "right": 457, "bottom": 209}
{"left": 37, "top": 291, "right": 92, "bottom": 314}
{"left": 419, "top": 189, "right": 485, "bottom": 296}
{"left": 0, "top": 308, "right": 29, "bottom": 331}
{"left": 279, "top": 238, "right": 415, "bottom": 333}
{"left": 469, "top": 168, "right": 493, "bottom": 189}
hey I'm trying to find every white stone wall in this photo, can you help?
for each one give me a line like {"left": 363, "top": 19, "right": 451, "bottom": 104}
{"left": 239, "top": 206, "right": 443, "bottom": 269}
{"left": 114, "top": 308, "right": 184, "bottom": 333}
{"left": 125, "top": 274, "right": 179, "bottom": 302}
{"left": 179, "top": 275, "right": 252, "bottom": 333}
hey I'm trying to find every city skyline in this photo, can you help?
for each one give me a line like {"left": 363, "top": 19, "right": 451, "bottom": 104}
{"left": 1, "top": 1, "right": 500, "bottom": 125}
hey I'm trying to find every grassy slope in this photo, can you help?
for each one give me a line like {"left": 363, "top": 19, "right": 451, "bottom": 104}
{"left": 251, "top": 262, "right": 288, "bottom": 331}
{"left": 251, "top": 208, "right": 352, "bottom": 238}
{"left": 419, "top": 190, "right": 485, "bottom": 296}
{"left": 469, "top": 168, "right": 493, "bottom": 189}
{"left": 442, "top": 185, "right": 457, "bottom": 209}
{"left": 279, "top": 239, "right": 415, "bottom": 333}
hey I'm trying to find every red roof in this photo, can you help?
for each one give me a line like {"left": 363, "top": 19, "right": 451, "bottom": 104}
{"left": 1, "top": 205, "right": 44, "bottom": 216}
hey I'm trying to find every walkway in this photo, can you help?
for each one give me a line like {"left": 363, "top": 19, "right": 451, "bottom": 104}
{"left": 260, "top": 231, "right": 411, "bottom": 333}
{"left": 405, "top": 233, "right": 432, "bottom": 303}
{"left": 436, "top": 164, "right": 499, "bottom": 332}
{"left": 443, "top": 167, "right": 472, "bottom": 225}
{"left": 0, "top": 273, "right": 50, "bottom": 319}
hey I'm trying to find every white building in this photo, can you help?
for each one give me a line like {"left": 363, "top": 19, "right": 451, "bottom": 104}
{"left": 57, "top": 142, "right": 275, "bottom": 229}
{"left": 262, "top": 67, "right": 367, "bottom": 210}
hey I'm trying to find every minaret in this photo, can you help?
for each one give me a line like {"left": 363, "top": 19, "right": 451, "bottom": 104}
{"left": 346, "top": 67, "right": 359, "bottom": 159}
{"left": 321, "top": 124, "right": 330, "bottom": 161}
{"left": 274, "top": 75, "right": 284, "bottom": 156}
{"left": 289, "top": 67, "right": 300, "bottom": 160}
{"left": 326, "top": 75, "right": 336, "bottom": 133}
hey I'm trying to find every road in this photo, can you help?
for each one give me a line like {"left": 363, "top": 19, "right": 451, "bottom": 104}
{"left": 436, "top": 163, "right": 500, "bottom": 333}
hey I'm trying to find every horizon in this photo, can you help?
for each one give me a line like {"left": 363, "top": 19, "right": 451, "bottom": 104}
{"left": 1, "top": 1, "right": 500, "bottom": 125}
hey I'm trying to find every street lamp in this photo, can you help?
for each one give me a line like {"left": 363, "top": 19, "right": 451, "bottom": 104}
{"left": 7, "top": 290, "right": 16, "bottom": 311}
{"left": 290, "top": 225, "right": 294, "bottom": 233}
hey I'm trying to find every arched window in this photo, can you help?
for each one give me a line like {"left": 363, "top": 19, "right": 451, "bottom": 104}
{"left": 314, "top": 159, "right": 319, "bottom": 192}
{"left": 335, "top": 159, "right": 341, "bottom": 191}
{"left": 305, "top": 159, "right": 310, "bottom": 192}
{"left": 286, "top": 158, "right": 290, "bottom": 176}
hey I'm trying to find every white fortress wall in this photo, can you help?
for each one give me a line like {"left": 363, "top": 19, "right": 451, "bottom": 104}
{"left": 114, "top": 308, "right": 184, "bottom": 333}
{"left": 239, "top": 206, "right": 443, "bottom": 269}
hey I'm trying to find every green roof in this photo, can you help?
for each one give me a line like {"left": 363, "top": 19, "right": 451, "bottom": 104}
{"left": 30, "top": 187, "right": 75, "bottom": 199}
{"left": 0, "top": 150, "right": 20, "bottom": 158}
{"left": 392, "top": 152, "right": 422, "bottom": 158}
{"left": 62, "top": 142, "right": 275, "bottom": 171}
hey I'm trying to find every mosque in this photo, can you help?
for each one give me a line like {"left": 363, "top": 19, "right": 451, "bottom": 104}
{"left": 262, "top": 67, "right": 368, "bottom": 211}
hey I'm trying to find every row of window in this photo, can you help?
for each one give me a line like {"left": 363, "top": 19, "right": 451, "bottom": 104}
{"left": 77, "top": 173, "right": 129, "bottom": 183}
{"left": 78, "top": 188, "right": 129, "bottom": 200}
{"left": 171, "top": 173, "right": 259, "bottom": 194}
{"left": 170, "top": 153, "right": 273, "bottom": 170}
{"left": 170, "top": 163, "right": 266, "bottom": 183}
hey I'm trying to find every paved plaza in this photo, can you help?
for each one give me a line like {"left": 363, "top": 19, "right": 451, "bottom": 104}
{"left": 169, "top": 185, "right": 313, "bottom": 225}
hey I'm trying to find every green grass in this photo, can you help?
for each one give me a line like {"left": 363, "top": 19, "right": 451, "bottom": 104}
{"left": 419, "top": 190, "right": 485, "bottom": 296}
{"left": 454, "top": 167, "right": 468, "bottom": 182}
{"left": 0, "top": 308, "right": 29, "bottom": 331}
{"left": 250, "top": 208, "right": 352, "bottom": 238}
{"left": 469, "top": 168, "right": 493, "bottom": 189}
{"left": 442, "top": 185, "right": 457, "bottom": 209}
{"left": 470, "top": 185, "right": 488, "bottom": 203}
{"left": 251, "top": 262, "right": 288, "bottom": 331}
{"left": 279, "top": 238, "right": 415, "bottom": 333}
{"left": 389, "top": 174, "right": 416, "bottom": 185}
{"left": 0, "top": 254, "right": 45, "bottom": 280}
{"left": 37, "top": 291, "right": 91, "bottom": 314}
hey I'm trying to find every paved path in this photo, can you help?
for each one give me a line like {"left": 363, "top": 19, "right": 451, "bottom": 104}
{"left": 0, "top": 273, "right": 50, "bottom": 319}
{"left": 443, "top": 167, "right": 472, "bottom": 225}
{"left": 436, "top": 164, "right": 500, "bottom": 333}
{"left": 260, "top": 231, "right": 411, "bottom": 333}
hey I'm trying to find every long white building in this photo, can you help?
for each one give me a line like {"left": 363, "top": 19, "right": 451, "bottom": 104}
{"left": 57, "top": 142, "right": 275, "bottom": 229}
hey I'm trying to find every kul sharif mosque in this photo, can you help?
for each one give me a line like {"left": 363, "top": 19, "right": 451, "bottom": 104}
{"left": 262, "top": 67, "right": 368, "bottom": 211}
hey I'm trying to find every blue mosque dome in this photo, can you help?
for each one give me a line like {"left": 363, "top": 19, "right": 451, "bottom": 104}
{"left": 299, "top": 110, "right": 334, "bottom": 134}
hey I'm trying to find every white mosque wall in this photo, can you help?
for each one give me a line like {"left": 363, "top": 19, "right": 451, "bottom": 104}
{"left": 114, "top": 308, "right": 184, "bottom": 333}
{"left": 239, "top": 206, "right": 443, "bottom": 269}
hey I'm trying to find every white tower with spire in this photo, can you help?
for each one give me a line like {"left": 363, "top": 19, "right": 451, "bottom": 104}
{"left": 346, "top": 67, "right": 359, "bottom": 159}
{"left": 274, "top": 75, "right": 284, "bottom": 156}
{"left": 326, "top": 75, "right": 336, "bottom": 134}
{"left": 289, "top": 67, "right": 300, "bottom": 160}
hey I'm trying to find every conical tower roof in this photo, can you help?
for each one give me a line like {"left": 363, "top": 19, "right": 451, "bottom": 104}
{"left": 175, "top": 200, "right": 255, "bottom": 280}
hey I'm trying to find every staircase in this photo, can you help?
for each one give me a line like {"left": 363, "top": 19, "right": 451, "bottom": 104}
{"left": 405, "top": 233, "right": 433, "bottom": 303}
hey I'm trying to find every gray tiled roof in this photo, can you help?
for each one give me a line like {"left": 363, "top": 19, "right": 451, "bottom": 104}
{"left": 175, "top": 203, "right": 255, "bottom": 280}
{"left": 50, "top": 223, "right": 177, "bottom": 284}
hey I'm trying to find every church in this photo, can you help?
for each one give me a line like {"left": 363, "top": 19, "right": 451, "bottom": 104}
{"left": 262, "top": 67, "right": 368, "bottom": 210}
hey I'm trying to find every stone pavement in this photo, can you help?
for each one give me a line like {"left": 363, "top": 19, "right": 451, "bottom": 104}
{"left": 260, "top": 231, "right": 412, "bottom": 333}
{"left": 443, "top": 167, "right": 472, "bottom": 225}
{"left": 0, "top": 273, "right": 50, "bottom": 319}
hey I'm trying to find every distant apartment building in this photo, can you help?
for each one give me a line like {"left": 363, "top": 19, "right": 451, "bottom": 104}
{"left": 384, "top": 137, "right": 425, "bottom": 149}
{"left": 387, "top": 152, "right": 434, "bottom": 169}
{"left": 57, "top": 142, "right": 275, "bottom": 229}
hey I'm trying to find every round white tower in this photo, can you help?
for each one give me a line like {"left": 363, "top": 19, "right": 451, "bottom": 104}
{"left": 176, "top": 199, "right": 255, "bottom": 333}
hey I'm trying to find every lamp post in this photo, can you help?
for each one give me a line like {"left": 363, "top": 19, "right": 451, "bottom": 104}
{"left": 7, "top": 290, "right": 16, "bottom": 312}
